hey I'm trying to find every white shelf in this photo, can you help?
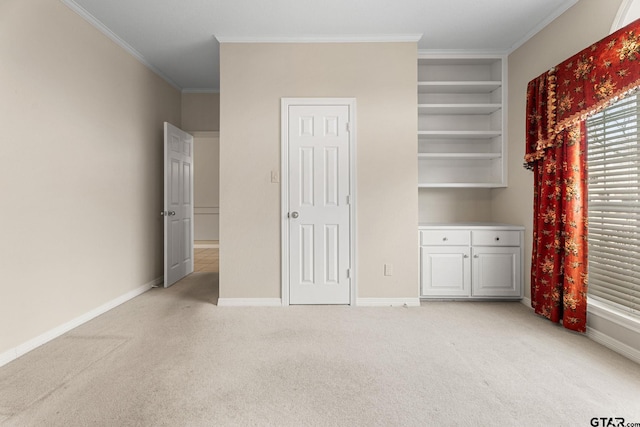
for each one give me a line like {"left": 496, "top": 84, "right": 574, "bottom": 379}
{"left": 416, "top": 54, "right": 506, "bottom": 188}
{"left": 418, "top": 103, "right": 501, "bottom": 115}
{"left": 418, "top": 182, "right": 507, "bottom": 188}
{"left": 418, "top": 153, "right": 502, "bottom": 160}
{"left": 418, "top": 81, "right": 501, "bottom": 94}
{"left": 418, "top": 130, "right": 502, "bottom": 139}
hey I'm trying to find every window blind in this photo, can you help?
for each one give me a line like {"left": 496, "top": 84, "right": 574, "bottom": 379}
{"left": 586, "top": 94, "right": 640, "bottom": 315}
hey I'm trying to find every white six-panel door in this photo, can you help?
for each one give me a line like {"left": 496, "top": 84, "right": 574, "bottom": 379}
{"left": 164, "top": 122, "right": 194, "bottom": 287}
{"left": 287, "top": 104, "right": 352, "bottom": 304}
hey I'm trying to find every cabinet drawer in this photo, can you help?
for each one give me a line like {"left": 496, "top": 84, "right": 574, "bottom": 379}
{"left": 472, "top": 230, "right": 520, "bottom": 246}
{"left": 421, "top": 230, "right": 470, "bottom": 246}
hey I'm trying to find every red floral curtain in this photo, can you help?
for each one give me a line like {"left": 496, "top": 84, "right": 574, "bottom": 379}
{"left": 524, "top": 18, "right": 640, "bottom": 333}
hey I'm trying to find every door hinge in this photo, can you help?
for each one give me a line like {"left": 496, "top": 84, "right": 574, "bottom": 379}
{"left": 346, "top": 195, "right": 351, "bottom": 205}
{"left": 347, "top": 269, "right": 351, "bottom": 279}
{"left": 346, "top": 122, "right": 351, "bottom": 132}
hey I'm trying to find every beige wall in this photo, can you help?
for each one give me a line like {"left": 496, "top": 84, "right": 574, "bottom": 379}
{"left": 193, "top": 132, "right": 220, "bottom": 241}
{"left": 419, "top": 189, "right": 493, "bottom": 223}
{"left": 181, "top": 92, "right": 220, "bottom": 131}
{"left": 0, "top": 0, "right": 181, "bottom": 356}
{"left": 219, "top": 42, "right": 418, "bottom": 300}
{"left": 494, "top": 0, "right": 623, "bottom": 302}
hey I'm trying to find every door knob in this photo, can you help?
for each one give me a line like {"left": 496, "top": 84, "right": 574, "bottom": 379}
{"left": 290, "top": 211, "right": 299, "bottom": 219}
{"left": 169, "top": 211, "right": 176, "bottom": 216}
{"left": 161, "top": 211, "right": 176, "bottom": 216}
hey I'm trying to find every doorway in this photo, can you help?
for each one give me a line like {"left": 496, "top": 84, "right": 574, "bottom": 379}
{"left": 192, "top": 131, "right": 220, "bottom": 273}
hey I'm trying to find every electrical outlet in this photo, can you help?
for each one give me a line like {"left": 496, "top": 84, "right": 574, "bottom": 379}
{"left": 270, "top": 170, "right": 279, "bottom": 183}
{"left": 384, "top": 263, "right": 393, "bottom": 276}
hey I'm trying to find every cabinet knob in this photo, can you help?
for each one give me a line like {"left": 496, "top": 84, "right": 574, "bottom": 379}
{"left": 495, "top": 237, "right": 500, "bottom": 241}
{"left": 474, "top": 255, "right": 479, "bottom": 258}
{"left": 463, "top": 254, "right": 469, "bottom": 258}
{"left": 442, "top": 237, "right": 448, "bottom": 241}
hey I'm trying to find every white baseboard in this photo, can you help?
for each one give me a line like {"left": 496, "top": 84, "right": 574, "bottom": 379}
{"left": 518, "top": 297, "right": 640, "bottom": 364}
{"left": 217, "top": 298, "right": 282, "bottom": 307}
{"left": 215, "top": 298, "right": 421, "bottom": 307}
{"left": 521, "top": 297, "right": 532, "bottom": 309}
{"left": 0, "top": 277, "right": 161, "bottom": 369}
{"left": 587, "top": 327, "right": 640, "bottom": 365}
{"left": 588, "top": 299, "right": 640, "bottom": 334}
{"left": 356, "top": 298, "right": 421, "bottom": 307}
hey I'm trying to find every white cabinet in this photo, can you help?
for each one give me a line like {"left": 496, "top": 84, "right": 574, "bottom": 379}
{"left": 417, "top": 55, "right": 507, "bottom": 188}
{"left": 421, "top": 246, "right": 470, "bottom": 297}
{"left": 472, "top": 246, "right": 521, "bottom": 297}
{"left": 420, "top": 224, "right": 524, "bottom": 299}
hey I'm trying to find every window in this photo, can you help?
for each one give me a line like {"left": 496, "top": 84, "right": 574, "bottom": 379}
{"left": 586, "top": 93, "right": 640, "bottom": 316}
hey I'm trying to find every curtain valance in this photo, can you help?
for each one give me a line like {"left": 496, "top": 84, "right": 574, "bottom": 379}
{"left": 525, "top": 18, "right": 640, "bottom": 167}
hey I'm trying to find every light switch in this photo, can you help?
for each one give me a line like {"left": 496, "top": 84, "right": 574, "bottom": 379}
{"left": 384, "top": 263, "right": 393, "bottom": 276}
{"left": 271, "top": 170, "right": 279, "bottom": 183}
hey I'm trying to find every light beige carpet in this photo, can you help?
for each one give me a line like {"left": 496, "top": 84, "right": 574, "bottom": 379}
{"left": 1, "top": 271, "right": 639, "bottom": 426}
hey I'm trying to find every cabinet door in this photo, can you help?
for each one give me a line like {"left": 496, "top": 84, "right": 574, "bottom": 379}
{"left": 421, "top": 246, "right": 470, "bottom": 297}
{"left": 471, "top": 246, "right": 521, "bottom": 297}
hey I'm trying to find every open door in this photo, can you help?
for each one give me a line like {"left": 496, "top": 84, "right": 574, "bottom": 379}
{"left": 163, "top": 122, "right": 194, "bottom": 287}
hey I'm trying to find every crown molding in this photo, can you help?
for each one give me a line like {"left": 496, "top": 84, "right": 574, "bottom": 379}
{"left": 611, "top": 0, "right": 640, "bottom": 33}
{"left": 181, "top": 88, "right": 220, "bottom": 94}
{"left": 612, "top": 0, "right": 633, "bottom": 33}
{"left": 61, "top": 0, "right": 181, "bottom": 91}
{"left": 507, "top": 0, "right": 579, "bottom": 54}
{"left": 417, "top": 49, "right": 508, "bottom": 57}
{"left": 215, "top": 34, "right": 423, "bottom": 44}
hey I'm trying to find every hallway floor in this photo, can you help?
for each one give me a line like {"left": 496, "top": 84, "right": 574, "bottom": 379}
{"left": 194, "top": 247, "right": 218, "bottom": 273}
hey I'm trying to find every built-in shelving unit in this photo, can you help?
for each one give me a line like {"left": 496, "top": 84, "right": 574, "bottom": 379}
{"left": 417, "top": 54, "right": 507, "bottom": 188}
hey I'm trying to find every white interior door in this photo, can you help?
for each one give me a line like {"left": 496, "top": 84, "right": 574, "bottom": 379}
{"left": 287, "top": 104, "right": 352, "bottom": 304}
{"left": 163, "top": 122, "right": 194, "bottom": 287}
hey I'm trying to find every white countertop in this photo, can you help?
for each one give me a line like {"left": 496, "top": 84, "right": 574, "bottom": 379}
{"left": 418, "top": 222, "right": 525, "bottom": 230}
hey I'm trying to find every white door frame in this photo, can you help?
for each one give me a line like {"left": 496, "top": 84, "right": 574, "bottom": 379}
{"left": 280, "top": 98, "right": 357, "bottom": 306}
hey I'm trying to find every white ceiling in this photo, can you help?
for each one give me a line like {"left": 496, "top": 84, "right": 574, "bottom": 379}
{"left": 63, "top": 0, "right": 579, "bottom": 91}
